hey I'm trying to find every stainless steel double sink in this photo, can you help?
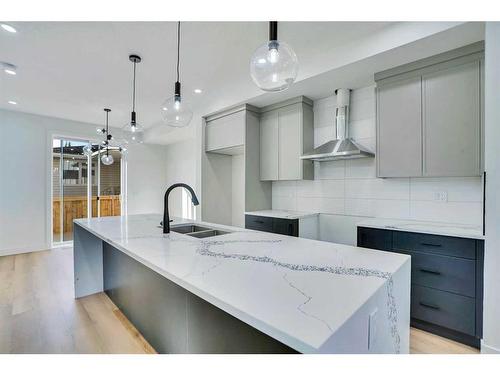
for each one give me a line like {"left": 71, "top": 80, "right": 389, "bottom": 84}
{"left": 170, "top": 224, "right": 230, "bottom": 238}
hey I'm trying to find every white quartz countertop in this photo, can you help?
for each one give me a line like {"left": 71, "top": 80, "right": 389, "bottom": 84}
{"left": 245, "top": 210, "right": 318, "bottom": 220}
{"left": 357, "top": 218, "right": 484, "bottom": 240}
{"left": 75, "top": 214, "right": 409, "bottom": 353}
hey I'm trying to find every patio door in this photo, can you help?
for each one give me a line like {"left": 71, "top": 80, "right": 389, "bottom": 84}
{"left": 52, "top": 137, "right": 123, "bottom": 246}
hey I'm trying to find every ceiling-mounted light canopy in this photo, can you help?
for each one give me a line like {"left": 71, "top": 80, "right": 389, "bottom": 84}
{"left": 250, "top": 21, "right": 299, "bottom": 92}
{"left": 101, "top": 108, "right": 114, "bottom": 165}
{"left": 160, "top": 21, "right": 193, "bottom": 128}
{"left": 122, "top": 54, "right": 144, "bottom": 144}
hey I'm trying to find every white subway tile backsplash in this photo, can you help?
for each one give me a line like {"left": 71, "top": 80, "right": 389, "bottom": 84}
{"left": 272, "top": 195, "right": 297, "bottom": 211}
{"left": 349, "top": 97, "right": 375, "bottom": 122}
{"left": 349, "top": 118, "right": 375, "bottom": 139}
{"left": 350, "top": 86, "right": 375, "bottom": 103}
{"left": 270, "top": 86, "right": 483, "bottom": 230}
{"left": 345, "top": 178, "right": 409, "bottom": 200}
{"left": 314, "top": 107, "right": 335, "bottom": 128}
{"left": 345, "top": 198, "right": 410, "bottom": 219}
{"left": 410, "top": 177, "right": 483, "bottom": 202}
{"left": 297, "top": 196, "right": 345, "bottom": 215}
{"left": 315, "top": 160, "right": 345, "bottom": 180}
{"left": 314, "top": 126, "right": 334, "bottom": 148}
{"left": 410, "top": 201, "right": 482, "bottom": 225}
{"left": 272, "top": 181, "right": 297, "bottom": 198}
{"left": 345, "top": 157, "right": 376, "bottom": 179}
{"left": 296, "top": 179, "right": 344, "bottom": 198}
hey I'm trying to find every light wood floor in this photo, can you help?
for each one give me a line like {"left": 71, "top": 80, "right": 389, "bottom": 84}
{"left": 0, "top": 248, "right": 479, "bottom": 354}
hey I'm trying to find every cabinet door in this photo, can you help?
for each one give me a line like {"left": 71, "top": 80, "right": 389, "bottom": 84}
{"left": 357, "top": 227, "right": 393, "bottom": 251}
{"left": 206, "top": 111, "right": 245, "bottom": 152}
{"left": 259, "top": 111, "right": 279, "bottom": 180}
{"left": 377, "top": 77, "right": 422, "bottom": 177}
{"left": 422, "top": 61, "right": 481, "bottom": 176}
{"left": 278, "top": 105, "right": 302, "bottom": 180}
{"left": 272, "top": 218, "right": 299, "bottom": 237}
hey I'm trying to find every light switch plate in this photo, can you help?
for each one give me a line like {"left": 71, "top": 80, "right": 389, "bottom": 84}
{"left": 368, "top": 308, "right": 378, "bottom": 350}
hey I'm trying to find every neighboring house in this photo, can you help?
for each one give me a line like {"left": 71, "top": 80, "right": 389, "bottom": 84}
{"left": 52, "top": 145, "right": 121, "bottom": 197}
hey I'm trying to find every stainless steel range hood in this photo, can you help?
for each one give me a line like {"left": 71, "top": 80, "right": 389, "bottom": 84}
{"left": 301, "top": 88, "right": 374, "bottom": 162}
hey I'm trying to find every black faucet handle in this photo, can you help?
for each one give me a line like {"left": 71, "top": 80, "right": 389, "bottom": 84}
{"left": 160, "top": 220, "right": 174, "bottom": 227}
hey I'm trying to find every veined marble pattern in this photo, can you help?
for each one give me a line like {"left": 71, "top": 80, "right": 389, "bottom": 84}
{"left": 74, "top": 214, "right": 410, "bottom": 353}
{"left": 196, "top": 238, "right": 401, "bottom": 353}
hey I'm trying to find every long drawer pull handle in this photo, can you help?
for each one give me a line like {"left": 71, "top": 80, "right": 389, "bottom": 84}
{"left": 419, "top": 268, "right": 441, "bottom": 275}
{"left": 254, "top": 220, "right": 265, "bottom": 224}
{"left": 421, "top": 242, "right": 442, "bottom": 247}
{"left": 420, "top": 302, "right": 440, "bottom": 310}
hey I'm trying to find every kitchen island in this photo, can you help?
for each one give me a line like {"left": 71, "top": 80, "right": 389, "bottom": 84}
{"left": 73, "top": 214, "right": 410, "bottom": 354}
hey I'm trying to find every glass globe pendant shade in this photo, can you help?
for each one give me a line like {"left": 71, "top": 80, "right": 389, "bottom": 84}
{"left": 101, "top": 153, "right": 114, "bottom": 166}
{"left": 160, "top": 95, "right": 193, "bottom": 128}
{"left": 250, "top": 40, "right": 298, "bottom": 92}
{"left": 82, "top": 143, "right": 92, "bottom": 156}
{"left": 121, "top": 122, "right": 144, "bottom": 144}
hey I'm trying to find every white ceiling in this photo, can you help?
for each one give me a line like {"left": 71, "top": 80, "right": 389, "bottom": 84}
{"left": 0, "top": 21, "right": 391, "bottom": 130}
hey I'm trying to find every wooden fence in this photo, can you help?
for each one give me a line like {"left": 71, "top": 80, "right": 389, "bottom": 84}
{"left": 53, "top": 195, "right": 121, "bottom": 235}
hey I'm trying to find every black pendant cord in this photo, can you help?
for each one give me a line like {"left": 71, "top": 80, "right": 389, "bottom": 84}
{"left": 176, "top": 21, "right": 180, "bottom": 83}
{"left": 174, "top": 21, "right": 181, "bottom": 100}
{"left": 269, "top": 21, "right": 278, "bottom": 41}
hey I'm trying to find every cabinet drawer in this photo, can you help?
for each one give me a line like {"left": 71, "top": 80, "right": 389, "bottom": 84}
{"left": 357, "top": 227, "right": 392, "bottom": 251}
{"left": 394, "top": 231, "right": 476, "bottom": 259}
{"left": 405, "top": 251, "right": 475, "bottom": 297}
{"left": 411, "top": 285, "right": 475, "bottom": 336}
{"left": 272, "top": 218, "right": 299, "bottom": 237}
{"left": 245, "top": 215, "right": 273, "bottom": 233}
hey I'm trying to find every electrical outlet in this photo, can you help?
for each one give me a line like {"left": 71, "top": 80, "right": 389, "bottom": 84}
{"left": 434, "top": 191, "right": 448, "bottom": 202}
{"left": 368, "top": 308, "right": 378, "bottom": 350}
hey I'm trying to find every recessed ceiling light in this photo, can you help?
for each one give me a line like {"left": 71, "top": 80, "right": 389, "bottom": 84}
{"left": 1, "top": 23, "right": 17, "bottom": 33}
{"left": 1, "top": 62, "right": 17, "bottom": 75}
{"left": 8, "top": 100, "right": 17, "bottom": 105}
{"left": 194, "top": 89, "right": 202, "bottom": 94}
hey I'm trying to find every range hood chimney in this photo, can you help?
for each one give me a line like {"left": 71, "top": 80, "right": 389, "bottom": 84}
{"left": 301, "top": 88, "right": 374, "bottom": 161}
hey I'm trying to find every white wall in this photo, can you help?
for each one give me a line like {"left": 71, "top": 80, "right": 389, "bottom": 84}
{"left": 272, "top": 86, "right": 483, "bottom": 245}
{"left": 0, "top": 109, "right": 167, "bottom": 255}
{"left": 163, "top": 138, "right": 197, "bottom": 219}
{"left": 482, "top": 22, "right": 500, "bottom": 354}
{"left": 125, "top": 143, "right": 168, "bottom": 215}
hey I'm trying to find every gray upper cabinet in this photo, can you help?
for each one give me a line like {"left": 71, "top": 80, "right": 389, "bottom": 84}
{"left": 278, "top": 104, "right": 302, "bottom": 180}
{"left": 260, "top": 111, "right": 279, "bottom": 180}
{"left": 205, "top": 108, "right": 246, "bottom": 154}
{"left": 422, "top": 60, "right": 481, "bottom": 177}
{"left": 377, "top": 77, "right": 422, "bottom": 177}
{"left": 375, "top": 42, "right": 484, "bottom": 178}
{"left": 259, "top": 97, "right": 314, "bottom": 181}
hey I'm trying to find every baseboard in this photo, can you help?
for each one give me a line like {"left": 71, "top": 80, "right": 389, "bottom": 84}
{"left": 481, "top": 342, "right": 500, "bottom": 354}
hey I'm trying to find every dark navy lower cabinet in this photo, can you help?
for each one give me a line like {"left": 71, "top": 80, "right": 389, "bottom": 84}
{"left": 245, "top": 215, "right": 299, "bottom": 237}
{"left": 358, "top": 226, "right": 484, "bottom": 348}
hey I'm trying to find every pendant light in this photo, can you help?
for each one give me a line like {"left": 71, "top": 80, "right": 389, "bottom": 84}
{"left": 101, "top": 108, "right": 114, "bottom": 165}
{"left": 122, "top": 54, "right": 144, "bottom": 143}
{"left": 160, "top": 22, "right": 193, "bottom": 128}
{"left": 250, "top": 21, "right": 299, "bottom": 92}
